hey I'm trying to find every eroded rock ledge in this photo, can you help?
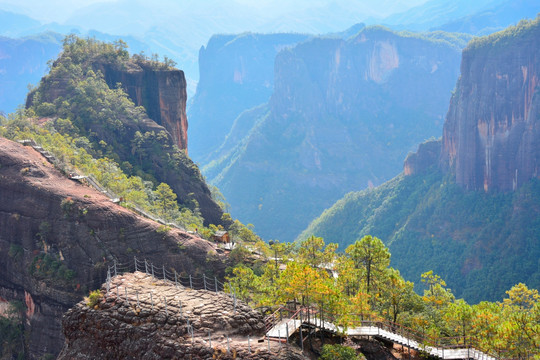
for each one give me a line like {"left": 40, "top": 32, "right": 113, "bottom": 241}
{"left": 58, "top": 272, "right": 307, "bottom": 360}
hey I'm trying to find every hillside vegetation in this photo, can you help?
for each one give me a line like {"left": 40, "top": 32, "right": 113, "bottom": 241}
{"left": 298, "top": 166, "right": 540, "bottom": 303}
{"left": 226, "top": 234, "right": 540, "bottom": 357}
{"left": 299, "top": 16, "right": 540, "bottom": 304}
{"left": 0, "top": 36, "right": 262, "bottom": 243}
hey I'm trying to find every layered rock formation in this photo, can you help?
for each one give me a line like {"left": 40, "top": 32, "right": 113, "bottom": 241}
{"left": 97, "top": 62, "right": 189, "bottom": 151}
{"left": 403, "top": 139, "right": 441, "bottom": 175}
{"left": 440, "top": 19, "right": 540, "bottom": 192}
{"left": 58, "top": 272, "right": 307, "bottom": 360}
{"left": 0, "top": 137, "right": 227, "bottom": 359}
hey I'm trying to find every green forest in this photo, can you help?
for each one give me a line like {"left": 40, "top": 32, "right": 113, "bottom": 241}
{"left": 225, "top": 234, "right": 540, "bottom": 357}
{"left": 299, "top": 164, "right": 540, "bottom": 304}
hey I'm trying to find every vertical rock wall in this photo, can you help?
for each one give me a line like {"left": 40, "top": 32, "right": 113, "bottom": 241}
{"left": 440, "top": 20, "right": 540, "bottom": 191}
{"left": 98, "top": 63, "right": 189, "bottom": 151}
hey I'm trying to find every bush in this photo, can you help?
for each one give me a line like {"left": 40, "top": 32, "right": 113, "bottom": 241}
{"left": 86, "top": 290, "right": 102, "bottom": 308}
{"left": 320, "top": 344, "right": 362, "bottom": 360}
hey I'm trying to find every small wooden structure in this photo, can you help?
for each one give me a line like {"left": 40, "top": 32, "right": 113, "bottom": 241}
{"left": 212, "top": 230, "right": 230, "bottom": 244}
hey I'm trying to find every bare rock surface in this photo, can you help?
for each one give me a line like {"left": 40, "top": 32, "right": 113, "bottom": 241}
{"left": 0, "top": 137, "right": 227, "bottom": 359}
{"left": 440, "top": 20, "right": 540, "bottom": 192}
{"left": 58, "top": 272, "right": 307, "bottom": 360}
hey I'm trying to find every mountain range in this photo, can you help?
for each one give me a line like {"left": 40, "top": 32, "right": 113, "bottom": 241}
{"left": 193, "top": 27, "right": 467, "bottom": 241}
{"left": 300, "top": 17, "right": 540, "bottom": 302}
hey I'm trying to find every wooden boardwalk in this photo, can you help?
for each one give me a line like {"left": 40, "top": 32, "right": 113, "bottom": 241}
{"left": 266, "top": 313, "right": 496, "bottom": 360}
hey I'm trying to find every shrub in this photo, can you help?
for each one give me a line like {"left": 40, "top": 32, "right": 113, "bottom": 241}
{"left": 320, "top": 344, "right": 362, "bottom": 360}
{"left": 60, "top": 197, "right": 75, "bottom": 215}
{"left": 86, "top": 290, "right": 102, "bottom": 308}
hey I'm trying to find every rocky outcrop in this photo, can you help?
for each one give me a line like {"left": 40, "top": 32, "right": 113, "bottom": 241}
{"left": 58, "top": 272, "right": 307, "bottom": 360}
{"left": 404, "top": 139, "right": 441, "bottom": 175}
{"left": 25, "top": 46, "right": 224, "bottom": 226}
{"left": 96, "top": 62, "right": 189, "bottom": 151}
{"left": 440, "top": 18, "right": 540, "bottom": 192}
{"left": 0, "top": 137, "right": 227, "bottom": 359}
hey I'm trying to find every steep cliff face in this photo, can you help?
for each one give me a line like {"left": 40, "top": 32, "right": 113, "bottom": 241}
{"left": 209, "top": 27, "right": 465, "bottom": 241}
{"left": 0, "top": 138, "right": 227, "bottom": 359}
{"left": 403, "top": 139, "right": 441, "bottom": 176}
{"left": 188, "top": 33, "right": 310, "bottom": 162}
{"left": 440, "top": 19, "right": 540, "bottom": 192}
{"left": 24, "top": 38, "right": 224, "bottom": 226}
{"left": 96, "top": 62, "right": 188, "bottom": 151}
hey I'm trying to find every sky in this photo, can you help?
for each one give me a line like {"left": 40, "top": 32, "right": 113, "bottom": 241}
{"left": 0, "top": 0, "right": 114, "bottom": 22}
{"left": 0, "top": 0, "right": 428, "bottom": 25}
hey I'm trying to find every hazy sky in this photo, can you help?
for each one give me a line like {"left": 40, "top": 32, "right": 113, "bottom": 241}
{"left": 0, "top": 0, "right": 115, "bottom": 22}
{"left": 0, "top": 0, "right": 428, "bottom": 24}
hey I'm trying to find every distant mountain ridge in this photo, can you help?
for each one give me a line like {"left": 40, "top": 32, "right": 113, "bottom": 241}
{"left": 202, "top": 26, "right": 467, "bottom": 241}
{"left": 432, "top": 0, "right": 540, "bottom": 35}
{"left": 378, "top": 0, "right": 539, "bottom": 36}
{"left": 188, "top": 32, "right": 311, "bottom": 163}
{"left": 0, "top": 33, "right": 62, "bottom": 114}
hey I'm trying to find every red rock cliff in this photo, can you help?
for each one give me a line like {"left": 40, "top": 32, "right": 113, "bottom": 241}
{"left": 440, "top": 19, "right": 540, "bottom": 192}
{"left": 97, "top": 63, "right": 189, "bottom": 151}
{"left": 0, "top": 138, "right": 225, "bottom": 359}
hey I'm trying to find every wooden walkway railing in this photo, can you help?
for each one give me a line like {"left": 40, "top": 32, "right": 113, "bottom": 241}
{"left": 265, "top": 308, "right": 498, "bottom": 360}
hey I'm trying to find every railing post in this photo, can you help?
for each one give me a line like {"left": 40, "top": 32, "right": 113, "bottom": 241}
{"left": 208, "top": 331, "right": 211, "bottom": 348}
{"left": 175, "top": 271, "right": 178, "bottom": 288}
{"left": 300, "top": 325, "right": 304, "bottom": 351}
{"left": 164, "top": 296, "right": 168, "bottom": 316}
{"left": 203, "top": 274, "right": 207, "bottom": 290}
{"left": 114, "top": 260, "right": 117, "bottom": 277}
{"left": 215, "top": 276, "right": 218, "bottom": 292}
{"left": 151, "top": 264, "right": 155, "bottom": 279}
{"left": 116, "top": 284, "right": 119, "bottom": 298}
{"left": 145, "top": 260, "right": 148, "bottom": 275}
{"left": 227, "top": 336, "right": 230, "bottom": 353}
{"left": 189, "top": 275, "right": 193, "bottom": 289}
{"left": 106, "top": 269, "right": 111, "bottom": 295}
{"left": 134, "top": 256, "right": 138, "bottom": 272}
{"left": 163, "top": 265, "right": 166, "bottom": 281}
{"left": 179, "top": 300, "right": 183, "bottom": 316}
{"left": 286, "top": 322, "right": 289, "bottom": 344}
{"left": 248, "top": 335, "right": 251, "bottom": 353}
